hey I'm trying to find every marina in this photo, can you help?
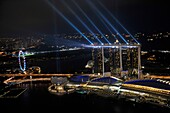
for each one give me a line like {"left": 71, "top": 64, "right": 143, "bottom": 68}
{"left": 0, "top": 81, "right": 170, "bottom": 113}
{"left": 48, "top": 75, "right": 170, "bottom": 108}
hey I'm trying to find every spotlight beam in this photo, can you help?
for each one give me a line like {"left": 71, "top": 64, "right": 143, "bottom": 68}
{"left": 87, "top": 1, "right": 128, "bottom": 44}
{"left": 97, "top": 14, "right": 118, "bottom": 41}
{"left": 46, "top": 0, "right": 93, "bottom": 45}
{"left": 72, "top": 0, "right": 111, "bottom": 45}
{"left": 98, "top": 1, "right": 140, "bottom": 44}
{"left": 61, "top": 0, "right": 103, "bottom": 45}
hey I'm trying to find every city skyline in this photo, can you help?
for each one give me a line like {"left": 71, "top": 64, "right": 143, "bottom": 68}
{"left": 0, "top": 0, "right": 169, "bottom": 36}
{"left": 0, "top": 1, "right": 170, "bottom": 112}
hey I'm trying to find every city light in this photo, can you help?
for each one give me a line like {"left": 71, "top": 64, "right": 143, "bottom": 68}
{"left": 0, "top": 0, "right": 170, "bottom": 112}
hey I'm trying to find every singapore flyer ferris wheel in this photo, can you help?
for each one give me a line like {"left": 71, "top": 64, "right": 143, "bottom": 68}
{"left": 18, "top": 50, "right": 26, "bottom": 73}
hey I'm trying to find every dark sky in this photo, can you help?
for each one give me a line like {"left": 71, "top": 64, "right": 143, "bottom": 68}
{"left": 0, "top": 0, "right": 169, "bottom": 35}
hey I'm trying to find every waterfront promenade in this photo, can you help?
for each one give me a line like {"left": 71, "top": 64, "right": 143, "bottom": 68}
{"left": 0, "top": 80, "right": 169, "bottom": 113}
{"left": 1, "top": 73, "right": 170, "bottom": 79}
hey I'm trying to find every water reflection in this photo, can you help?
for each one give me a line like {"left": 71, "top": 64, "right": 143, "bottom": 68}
{"left": 0, "top": 81, "right": 169, "bottom": 113}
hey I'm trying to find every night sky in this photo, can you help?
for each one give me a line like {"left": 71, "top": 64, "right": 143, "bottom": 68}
{"left": 0, "top": 0, "right": 169, "bottom": 35}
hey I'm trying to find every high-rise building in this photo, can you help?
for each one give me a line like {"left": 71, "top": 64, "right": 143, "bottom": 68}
{"left": 91, "top": 44, "right": 141, "bottom": 79}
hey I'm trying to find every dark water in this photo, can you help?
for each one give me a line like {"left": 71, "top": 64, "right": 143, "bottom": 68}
{"left": 0, "top": 81, "right": 169, "bottom": 113}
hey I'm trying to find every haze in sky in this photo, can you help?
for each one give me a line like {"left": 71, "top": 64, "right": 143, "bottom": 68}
{"left": 0, "top": 0, "right": 169, "bottom": 35}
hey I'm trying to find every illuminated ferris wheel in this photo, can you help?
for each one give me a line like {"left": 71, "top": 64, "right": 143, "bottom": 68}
{"left": 18, "top": 50, "right": 26, "bottom": 73}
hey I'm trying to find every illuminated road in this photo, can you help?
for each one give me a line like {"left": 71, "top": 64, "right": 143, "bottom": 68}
{"left": 143, "top": 75, "right": 170, "bottom": 79}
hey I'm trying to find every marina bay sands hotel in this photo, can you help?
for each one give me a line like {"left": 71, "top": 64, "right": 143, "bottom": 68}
{"left": 85, "top": 42, "right": 141, "bottom": 79}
